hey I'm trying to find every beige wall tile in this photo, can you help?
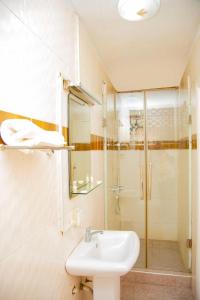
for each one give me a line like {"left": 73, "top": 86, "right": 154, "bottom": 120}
{"left": 0, "top": 1, "right": 115, "bottom": 299}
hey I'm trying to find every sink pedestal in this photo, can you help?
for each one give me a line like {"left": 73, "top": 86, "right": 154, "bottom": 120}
{"left": 66, "top": 230, "right": 140, "bottom": 299}
{"left": 93, "top": 276, "right": 120, "bottom": 300}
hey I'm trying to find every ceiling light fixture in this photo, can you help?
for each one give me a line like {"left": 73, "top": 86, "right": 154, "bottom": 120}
{"left": 118, "top": 0, "right": 160, "bottom": 22}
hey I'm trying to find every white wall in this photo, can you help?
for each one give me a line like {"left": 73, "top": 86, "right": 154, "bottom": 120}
{"left": 78, "top": 22, "right": 108, "bottom": 104}
{"left": 0, "top": 1, "right": 114, "bottom": 299}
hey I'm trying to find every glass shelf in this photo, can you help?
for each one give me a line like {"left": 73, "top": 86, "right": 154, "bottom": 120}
{"left": 71, "top": 181, "right": 103, "bottom": 195}
{"left": 0, "top": 144, "right": 75, "bottom": 151}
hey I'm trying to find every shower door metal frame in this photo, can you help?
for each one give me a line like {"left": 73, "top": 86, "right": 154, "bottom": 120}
{"left": 143, "top": 91, "right": 148, "bottom": 268}
{"left": 117, "top": 91, "right": 149, "bottom": 268}
{"left": 106, "top": 87, "right": 188, "bottom": 270}
{"left": 113, "top": 91, "right": 149, "bottom": 268}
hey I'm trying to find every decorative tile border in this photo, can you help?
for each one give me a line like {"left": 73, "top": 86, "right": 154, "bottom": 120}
{"left": 91, "top": 134, "right": 104, "bottom": 150}
{"left": 192, "top": 134, "right": 197, "bottom": 150}
{"left": 0, "top": 110, "right": 197, "bottom": 151}
{"left": 70, "top": 135, "right": 104, "bottom": 151}
{"left": 106, "top": 137, "right": 197, "bottom": 151}
{"left": 72, "top": 143, "right": 91, "bottom": 151}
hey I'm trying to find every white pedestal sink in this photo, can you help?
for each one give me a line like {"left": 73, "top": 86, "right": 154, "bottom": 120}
{"left": 66, "top": 230, "right": 140, "bottom": 300}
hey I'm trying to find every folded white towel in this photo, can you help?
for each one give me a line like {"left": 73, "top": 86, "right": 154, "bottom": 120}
{"left": 0, "top": 119, "right": 65, "bottom": 147}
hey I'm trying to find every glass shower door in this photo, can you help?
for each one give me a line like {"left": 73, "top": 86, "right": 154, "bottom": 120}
{"left": 105, "top": 91, "right": 120, "bottom": 230}
{"left": 146, "top": 89, "right": 189, "bottom": 272}
{"left": 117, "top": 92, "right": 147, "bottom": 268}
{"left": 106, "top": 88, "right": 192, "bottom": 272}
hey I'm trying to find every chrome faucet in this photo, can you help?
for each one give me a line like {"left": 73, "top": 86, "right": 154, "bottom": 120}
{"left": 85, "top": 227, "right": 103, "bottom": 242}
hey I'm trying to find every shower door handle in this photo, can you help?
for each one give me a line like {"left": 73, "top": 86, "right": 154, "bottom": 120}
{"left": 140, "top": 163, "right": 152, "bottom": 200}
{"left": 111, "top": 185, "right": 124, "bottom": 192}
{"left": 140, "top": 165, "right": 144, "bottom": 200}
{"left": 148, "top": 162, "right": 152, "bottom": 200}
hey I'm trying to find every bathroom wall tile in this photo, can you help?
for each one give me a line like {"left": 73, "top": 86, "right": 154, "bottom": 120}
{"left": 0, "top": 151, "right": 57, "bottom": 261}
{"left": 0, "top": 150, "right": 84, "bottom": 300}
{"left": 0, "top": 1, "right": 112, "bottom": 300}
{"left": 79, "top": 23, "right": 110, "bottom": 104}
{"left": 91, "top": 104, "right": 104, "bottom": 137}
{"left": 0, "top": 227, "right": 81, "bottom": 300}
{"left": 107, "top": 189, "right": 121, "bottom": 230}
{"left": 122, "top": 222, "right": 145, "bottom": 239}
{"left": 91, "top": 151, "right": 104, "bottom": 182}
{"left": 1, "top": 0, "right": 78, "bottom": 77}
{"left": 0, "top": 2, "right": 69, "bottom": 124}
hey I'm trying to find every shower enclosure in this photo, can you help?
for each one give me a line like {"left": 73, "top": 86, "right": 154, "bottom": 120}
{"left": 105, "top": 88, "right": 192, "bottom": 272}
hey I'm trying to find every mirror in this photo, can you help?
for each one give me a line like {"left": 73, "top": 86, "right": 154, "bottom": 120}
{"left": 68, "top": 93, "right": 102, "bottom": 197}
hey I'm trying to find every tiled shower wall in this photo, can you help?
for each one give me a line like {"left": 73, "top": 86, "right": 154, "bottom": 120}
{"left": 0, "top": 1, "right": 114, "bottom": 299}
{"left": 146, "top": 107, "right": 178, "bottom": 142}
{"left": 130, "top": 106, "right": 178, "bottom": 143}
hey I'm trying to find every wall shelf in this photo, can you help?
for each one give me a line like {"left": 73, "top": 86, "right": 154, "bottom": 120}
{"left": 0, "top": 144, "right": 75, "bottom": 151}
{"left": 71, "top": 181, "right": 103, "bottom": 195}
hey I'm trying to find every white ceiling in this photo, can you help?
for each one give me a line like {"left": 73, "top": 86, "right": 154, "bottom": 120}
{"left": 71, "top": 0, "right": 200, "bottom": 91}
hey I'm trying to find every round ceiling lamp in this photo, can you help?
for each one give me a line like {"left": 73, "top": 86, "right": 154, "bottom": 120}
{"left": 118, "top": 0, "right": 160, "bottom": 21}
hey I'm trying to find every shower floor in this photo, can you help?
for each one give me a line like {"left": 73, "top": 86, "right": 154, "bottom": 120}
{"left": 134, "top": 239, "right": 189, "bottom": 273}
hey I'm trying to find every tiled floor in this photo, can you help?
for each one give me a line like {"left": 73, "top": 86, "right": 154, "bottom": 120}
{"left": 135, "top": 239, "right": 188, "bottom": 272}
{"left": 121, "top": 282, "right": 193, "bottom": 300}
{"left": 121, "top": 270, "right": 193, "bottom": 300}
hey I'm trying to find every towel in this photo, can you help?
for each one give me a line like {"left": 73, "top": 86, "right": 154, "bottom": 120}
{"left": 0, "top": 119, "right": 65, "bottom": 147}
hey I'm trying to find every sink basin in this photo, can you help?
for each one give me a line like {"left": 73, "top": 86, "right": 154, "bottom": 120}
{"left": 66, "top": 230, "right": 140, "bottom": 277}
{"left": 66, "top": 230, "right": 140, "bottom": 300}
